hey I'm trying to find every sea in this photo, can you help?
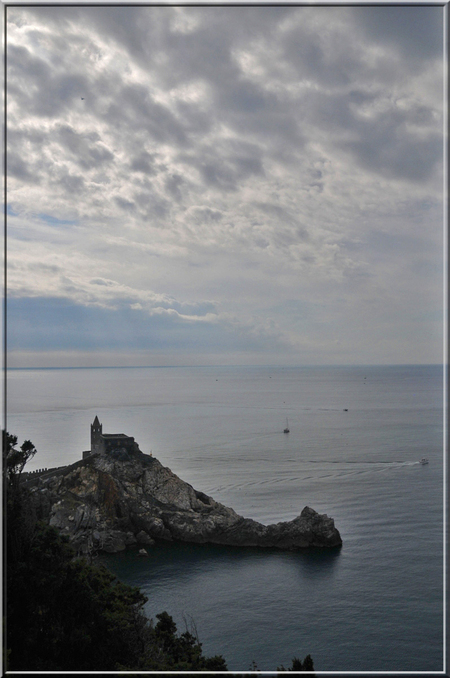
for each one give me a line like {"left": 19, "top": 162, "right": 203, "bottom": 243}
{"left": 6, "top": 364, "right": 445, "bottom": 673}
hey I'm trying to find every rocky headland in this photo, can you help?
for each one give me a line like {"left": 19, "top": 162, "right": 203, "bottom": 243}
{"left": 28, "top": 449, "right": 342, "bottom": 554}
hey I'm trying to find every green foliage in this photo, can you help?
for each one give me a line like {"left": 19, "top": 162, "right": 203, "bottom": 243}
{"left": 125, "top": 610, "right": 227, "bottom": 671}
{"left": 3, "top": 431, "right": 39, "bottom": 564}
{"left": 277, "top": 654, "right": 315, "bottom": 673}
{"left": 6, "top": 520, "right": 228, "bottom": 671}
{"left": 3, "top": 430, "right": 36, "bottom": 483}
{"left": 302, "top": 654, "right": 315, "bottom": 671}
{"left": 7, "top": 523, "right": 147, "bottom": 670}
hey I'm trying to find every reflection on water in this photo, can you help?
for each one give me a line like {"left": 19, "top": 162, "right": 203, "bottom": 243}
{"left": 101, "top": 538, "right": 343, "bottom": 583}
{"left": 101, "top": 539, "right": 344, "bottom": 669}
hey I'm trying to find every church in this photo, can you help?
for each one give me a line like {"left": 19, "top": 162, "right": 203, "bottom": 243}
{"left": 82, "top": 416, "right": 138, "bottom": 459}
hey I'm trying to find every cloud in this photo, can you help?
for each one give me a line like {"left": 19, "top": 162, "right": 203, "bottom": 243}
{"left": 7, "top": 42, "right": 90, "bottom": 118}
{"left": 57, "top": 124, "right": 114, "bottom": 170}
{"left": 352, "top": 6, "right": 444, "bottom": 61}
{"left": 343, "top": 130, "right": 442, "bottom": 183}
{"left": 6, "top": 6, "right": 444, "bottom": 366}
{"left": 307, "top": 89, "right": 442, "bottom": 182}
{"left": 130, "top": 151, "right": 157, "bottom": 176}
{"left": 8, "top": 151, "right": 39, "bottom": 183}
{"left": 7, "top": 296, "right": 293, "bottom": 359}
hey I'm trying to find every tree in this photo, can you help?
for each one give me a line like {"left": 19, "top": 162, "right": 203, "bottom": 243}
{"left": 277, "top": 654, "right": 315, "bottom": 673}
{"left": 6, "top": 521, "right": 228, "bottom": 671}
{"left": 302, "top": 654, "right": 315, "bottom": 671}
{"left": 3, "top": 430, "right": 36, "bottom": 484}
{"left": 3, "top": 431, "right": 38, "bottom": 564}
{"left": 129, "top": 610, "right": 227, "bottom": 670}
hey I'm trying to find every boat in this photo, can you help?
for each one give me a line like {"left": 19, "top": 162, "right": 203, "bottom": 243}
{"left": 419, "top": 458, "right": 429, "bottom": 465}
{"left": 284, "top": 418, "right": 290, "bottom": 434}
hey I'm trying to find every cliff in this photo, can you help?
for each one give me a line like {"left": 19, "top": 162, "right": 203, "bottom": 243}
{"left": 29, "top": 449, "right": 342, "bottom": 554}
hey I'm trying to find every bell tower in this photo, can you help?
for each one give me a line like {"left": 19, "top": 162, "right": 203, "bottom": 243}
{"left": 91, "top": 415, "right": 103, "bottom": 453}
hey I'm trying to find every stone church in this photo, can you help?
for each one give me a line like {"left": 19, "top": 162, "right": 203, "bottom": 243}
{"left": 82, "top": 416, "right": 138, "bottom": 459}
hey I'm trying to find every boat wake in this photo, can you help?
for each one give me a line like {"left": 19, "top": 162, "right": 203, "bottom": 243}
{"left": 207, "top": 459, "right": 423, "bottom": 494}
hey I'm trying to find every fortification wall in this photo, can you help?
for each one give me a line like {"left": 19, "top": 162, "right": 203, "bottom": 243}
{"left": 21, "top": 456, "right": 99, "bottom": 488}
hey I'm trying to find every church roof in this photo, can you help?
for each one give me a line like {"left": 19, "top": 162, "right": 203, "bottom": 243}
{"left": 93, "top": 415, "right": 100, "bottom": 425}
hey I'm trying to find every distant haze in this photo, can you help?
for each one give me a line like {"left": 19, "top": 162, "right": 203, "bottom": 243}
{"left": 6, "top": 6, "right": 445, "bottom": 368}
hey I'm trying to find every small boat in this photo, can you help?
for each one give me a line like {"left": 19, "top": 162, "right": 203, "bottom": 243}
{"left": 284, "top": 418, "right": 290, "bottom": 434}
{"left": 419, "top": 458, "right": 429, "bottom": 465}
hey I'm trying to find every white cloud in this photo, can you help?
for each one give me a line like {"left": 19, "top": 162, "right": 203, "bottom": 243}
{"left": 6, "top": 5, "right": 444, "bottom": 366}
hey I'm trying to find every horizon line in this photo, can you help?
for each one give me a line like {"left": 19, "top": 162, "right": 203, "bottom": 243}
{"left": 3, "top": 363, "right": 444, "bottom": 371}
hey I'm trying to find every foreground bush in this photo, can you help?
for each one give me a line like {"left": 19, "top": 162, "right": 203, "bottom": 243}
{"left": 6, "top": 522, "right": 227, "bottom": 671}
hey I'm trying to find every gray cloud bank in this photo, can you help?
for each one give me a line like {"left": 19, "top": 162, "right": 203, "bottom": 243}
{"left": 6, "top": 5, "right": 444, "bottom": 366}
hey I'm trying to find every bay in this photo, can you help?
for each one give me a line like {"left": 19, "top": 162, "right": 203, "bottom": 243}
{"left": 6, "top": 364, "right": 444, "bottom": 671}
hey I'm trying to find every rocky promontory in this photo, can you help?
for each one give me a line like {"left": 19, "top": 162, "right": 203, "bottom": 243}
{"left": 29, "top": 449, "right": 342, "bottom": 554}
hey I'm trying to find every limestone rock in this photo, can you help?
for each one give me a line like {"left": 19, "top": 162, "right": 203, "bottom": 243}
{"left": 30, "top": 450, "right": 342, "bottom": 553}
{"left": 136, "top": 530, "right": 155, "bottom": 546}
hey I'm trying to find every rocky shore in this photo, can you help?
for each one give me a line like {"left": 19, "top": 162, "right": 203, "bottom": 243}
{"left": 29, "top": 449, "right": 342, "bottom": 554}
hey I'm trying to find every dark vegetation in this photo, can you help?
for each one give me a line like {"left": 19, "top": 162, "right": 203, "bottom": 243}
{"left": 4, "top": 431, "right": 314, "bottom": 673}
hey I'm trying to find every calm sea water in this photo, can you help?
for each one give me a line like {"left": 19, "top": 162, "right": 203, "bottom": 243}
{"left": 6, "top": 364, "right": 444, "bottom": 672}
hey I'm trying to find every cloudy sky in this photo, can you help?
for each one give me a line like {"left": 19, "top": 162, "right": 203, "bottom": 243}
{"left": 6, "top": 5, "right": 445, "bottom": 367}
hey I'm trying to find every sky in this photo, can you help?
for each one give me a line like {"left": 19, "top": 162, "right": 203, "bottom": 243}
{"left": 6, "top": 4, "right": 446, "bottom": 368}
